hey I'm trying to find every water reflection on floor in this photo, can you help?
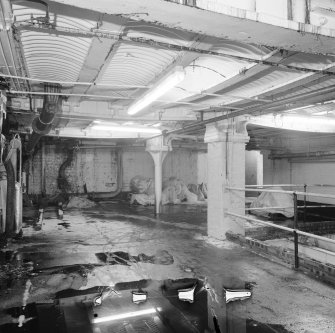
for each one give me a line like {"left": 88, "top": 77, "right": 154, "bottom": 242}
{"left": 1, "top": 202, "right": 334, "bottom": 333}
{"left": 0, "top": 278, "right": 291, "bottom": 333}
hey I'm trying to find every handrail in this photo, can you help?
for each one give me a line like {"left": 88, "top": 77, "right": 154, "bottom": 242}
{"left": 226, "top": 212, "right": 335, "bottom": 245}
{"left": 245, "top": 184, "right": 304, "bottom": 188}
{"left": 309, "top": 184, "right": 335, "bottom": 188}
{"left": 245, "top": 206, "right": 293, "bottom": 211}
{"left": 245, "top": 205, "right": 335, "bottom": 210}
{"left": 228, "top": 187, "right": 335, "bottom": 200}
{"left": 246, "top": 184, "right": 335, "bottom": 188}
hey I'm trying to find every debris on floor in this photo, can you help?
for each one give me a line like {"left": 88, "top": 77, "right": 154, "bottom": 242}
{"left": 188, "top": 183, "right": 208, "bottom": 201}
{"left": 0, "top": 252, "right": 34, "bottom": 289}
{"left": 162, "top": 177, "right": 198, "bottom": 204}
{"left": 129, "top": 175, "right": 155, "bottom": 205}
{"left": 65, "top": 196, "right": 96, "bottom": 209}
{"left": 129, "top": 176, "right": 203, "bottom": 205}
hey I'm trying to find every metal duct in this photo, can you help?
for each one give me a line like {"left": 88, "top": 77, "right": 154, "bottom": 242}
{"left": 26, "top": 84, "right": 61, "bottom": 155}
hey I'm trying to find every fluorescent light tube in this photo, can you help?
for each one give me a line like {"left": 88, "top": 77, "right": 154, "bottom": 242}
{"left": 90, "top": 124, "right": 162, "bottom": 134}
{"left": 92, "top": 308, "right": 156, "bottom": 324}
{"left": 178, "top": 285, "right": 196, "bottom": 303}
{"left": 132, "top": 291, "right": 148, "bottom": 304}
{"left": 225, "top": 289, "right": 252, "bottom": 303}
{"left": 128, "top": 67, "right": 185, "bottom": 115}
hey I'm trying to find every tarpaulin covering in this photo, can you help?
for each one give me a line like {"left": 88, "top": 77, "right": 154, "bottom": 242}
{"left": 249, "top": 187, "right": 294, "bottom": 218}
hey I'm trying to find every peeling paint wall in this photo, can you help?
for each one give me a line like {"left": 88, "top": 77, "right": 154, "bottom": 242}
{"left": 121, "top": 149, "right": 208, "bottom": 191}
{"left": 122, "top": 150, "right": 154, "bottom": 191}
{"left": 263, "top": 151, "right": 335, "bottom": 204}
{"left": 163, "top": 150, "right": 199, "bottom": 184}
{"left": 28, "top": 145, "right": 118, "bottom": 195}
{"left": 28, "top": 146, "right": 208, "bottom": 195}
{"left": 246, "top": 150, "right": 263, "bottom": 196}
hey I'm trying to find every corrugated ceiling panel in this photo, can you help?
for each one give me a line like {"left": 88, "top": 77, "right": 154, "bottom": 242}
{"left": 20, "top": 31, "right": 92, "bottom": 82}
{"left": 99, "top": 44, "right": 178, "bottom": 86}
{"left": 13, "top": 4, "right": 95, "bottom": 82}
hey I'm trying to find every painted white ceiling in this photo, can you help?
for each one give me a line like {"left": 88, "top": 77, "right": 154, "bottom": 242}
{"left": 2, "top": 0, "right": 335, "bottom": 138}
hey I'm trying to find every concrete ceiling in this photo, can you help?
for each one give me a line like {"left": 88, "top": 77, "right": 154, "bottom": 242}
{"left": 1, "top": 0, "right": 335, "bottom": 141}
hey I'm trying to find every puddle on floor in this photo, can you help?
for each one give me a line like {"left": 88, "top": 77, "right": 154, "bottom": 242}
{"left": 0, "top": 251, "right": 34, "bottom": 289}
{"left": 0, "top": 278, "right": 293, "bottom": 333}
{"left": 95, "top": 250, "right": 174, "bottom": 266}
{"left": 57, "top": 222, "right": 70, "bottom": 229}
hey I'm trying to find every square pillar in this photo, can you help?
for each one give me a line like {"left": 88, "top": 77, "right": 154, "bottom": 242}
{"left": 205, "top": 119, "right": 249, "bottom": 239}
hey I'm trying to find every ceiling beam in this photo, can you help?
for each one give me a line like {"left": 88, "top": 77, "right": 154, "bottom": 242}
{"left": 69, "top": 20, "right": 125, "bottom": 101}
{"left": 48, "top": 0, "right": 335, "bottom": 54}
{"left": 14, "top": 24, "right": 335, "bottom": 76}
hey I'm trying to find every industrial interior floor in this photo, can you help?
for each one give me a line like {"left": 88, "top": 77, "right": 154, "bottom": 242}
{"left": 0, "top": 201, "right": 335, "bottom": 333}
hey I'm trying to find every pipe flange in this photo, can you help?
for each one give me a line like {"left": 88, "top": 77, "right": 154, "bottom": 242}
{"left": 31, "top": 116, "right": 52, "bottom": 135}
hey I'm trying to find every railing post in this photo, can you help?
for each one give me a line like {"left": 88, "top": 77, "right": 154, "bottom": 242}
{"left": 293, "top": 192, "right": 299, "bottom": 269}
{"left": 303, "top": 184, "right": 307, "bottom": 223}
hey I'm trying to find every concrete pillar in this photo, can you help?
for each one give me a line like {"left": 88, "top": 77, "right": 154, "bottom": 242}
{"left": 204, "top": 118, "right": 249, "bottom": 239}
{"left": 146, "top": 136, "right": 171, "bottom": 215}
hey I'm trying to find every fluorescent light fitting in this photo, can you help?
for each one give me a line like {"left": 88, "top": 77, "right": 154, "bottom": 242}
{"left": 92, "top": 308, "right": 156, "bottom": 324}
{"left": 178, "top": 285, "right": 196, "bottom": 303}
{"left": 132, "top": 291, "right": 148, "bottom": 304}
{"left": 225, "top": 289, "right": 252, "bottom": 304}
{"left": 90, "top": 124, "right": 162, "bottom": 134}
{"left": 286, "top": 104, "right": 314, "bottom": 113}
{"left": 313, "top": 111, "right": 329, "bottom": 116}
{"left": 128, "top": 66, "right": 185, "bottom": 115}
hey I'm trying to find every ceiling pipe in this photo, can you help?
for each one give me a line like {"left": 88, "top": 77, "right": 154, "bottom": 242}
{"left": 7, "top": 90, "right": 241, "bottom": 110}
{"left": 148, "top": 85, "right": 335, "bottom": 138}
{"left": 269, "top": 150, "right": 335, "bottom": 159}
{"left": 0, "top": 0, "right": 25, "bottom": 91}
{"left": 0, "top": 73, "right": 149, "bottom": 88}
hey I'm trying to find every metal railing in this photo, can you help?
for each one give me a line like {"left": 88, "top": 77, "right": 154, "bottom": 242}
{"left": 227, "top": 185, "right": 335, "bottom": 269}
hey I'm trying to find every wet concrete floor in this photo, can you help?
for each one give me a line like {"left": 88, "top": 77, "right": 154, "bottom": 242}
{"left": 0, "top": 201, "right": 334, "bottom": 332}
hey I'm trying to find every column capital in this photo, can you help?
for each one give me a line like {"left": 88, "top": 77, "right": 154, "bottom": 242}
{"left": 204, "top": 117, "right": 249, "bottom": 144}
{"left": 146, "top": 135, "right": 172, "bottom": 153}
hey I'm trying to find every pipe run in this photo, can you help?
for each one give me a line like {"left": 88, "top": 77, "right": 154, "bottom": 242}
{"left": 0, "top": 73, "right": 149, "bottom": 88}
{"left": 7, "top": 90, "right": 241, "bottom": 110}
{"left": 270, "top": 150, "right": 335, "bottom": 159}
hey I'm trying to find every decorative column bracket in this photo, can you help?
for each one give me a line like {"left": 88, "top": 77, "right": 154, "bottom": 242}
{"left": 146, "top": 136, "right": 172, "bottom": 215}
